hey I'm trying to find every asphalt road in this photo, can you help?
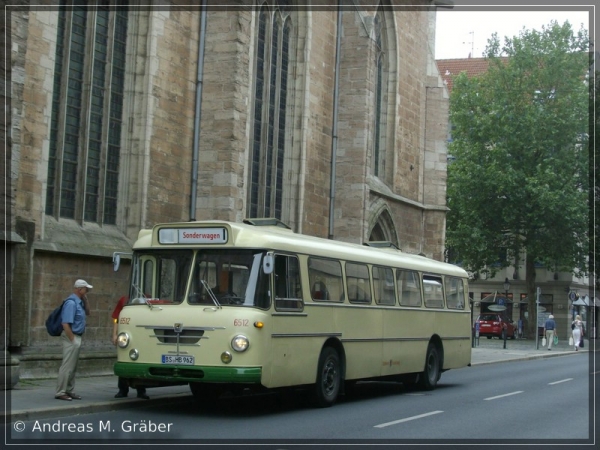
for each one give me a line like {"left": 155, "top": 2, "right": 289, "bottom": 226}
{"left": 7, "top": 354, "right": 594, "bottom": 445}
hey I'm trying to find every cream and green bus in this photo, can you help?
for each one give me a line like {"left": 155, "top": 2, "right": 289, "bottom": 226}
{"left": 113, "top": 219, "right": 471, "bottom": 407}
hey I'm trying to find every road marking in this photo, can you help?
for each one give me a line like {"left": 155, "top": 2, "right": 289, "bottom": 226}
{"left": 548, "top": 378, "right": 573, "bottom": 385}
{"left": 374, "top": 410, "right": 444, "bottom": 428}
{"left": 484, "top": 391, "right": 523, "bottom": 401}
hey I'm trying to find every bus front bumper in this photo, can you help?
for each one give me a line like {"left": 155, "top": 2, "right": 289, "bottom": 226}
{"left": 114, "top": 362, "right": 262, "bottom": 384}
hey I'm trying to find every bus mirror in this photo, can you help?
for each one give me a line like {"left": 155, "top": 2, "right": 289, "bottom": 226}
{"left": 113, "top": 252, "right": 132, "bottom": 272}
{"left": 263, "top": 253, "right": 274, "bottom": 274}
{"left": 113, "top": 253, "right": 121, "bottom": 272}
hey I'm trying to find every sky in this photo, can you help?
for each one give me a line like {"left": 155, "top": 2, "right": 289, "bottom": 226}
{"left": 435, "top": 9, "right": 591, "bottom": 60}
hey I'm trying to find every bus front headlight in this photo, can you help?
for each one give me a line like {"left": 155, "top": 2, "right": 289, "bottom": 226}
{"left": 117, "top": 332, "right": 130, "bottom": 348}
{"left": 231, "top": 335, "right": 249, "bottom": 352}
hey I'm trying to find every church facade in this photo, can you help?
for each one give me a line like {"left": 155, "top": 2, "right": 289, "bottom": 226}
{"left": 5, "top": 2, "right": 450, "bottom": 380}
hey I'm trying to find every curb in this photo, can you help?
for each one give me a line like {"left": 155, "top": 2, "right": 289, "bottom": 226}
{"left": 470, "top": 350, "right": 580, "bottom": 366}
{"left": 4, "top": 392, "right": 194, "bottom": 423}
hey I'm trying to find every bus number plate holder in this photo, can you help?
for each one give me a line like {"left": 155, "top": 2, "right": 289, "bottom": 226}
{"left": 161, "top": 355, "right": 195, "bottom": 365}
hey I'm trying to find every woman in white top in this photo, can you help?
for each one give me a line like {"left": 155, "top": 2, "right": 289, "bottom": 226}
{"left": 572, "top": 315, "right": 584, "bottom": 351}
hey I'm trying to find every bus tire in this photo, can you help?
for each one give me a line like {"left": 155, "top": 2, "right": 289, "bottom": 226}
{"left": 313, "top": 347, "right": 341, "bottom": 408}
{"left": 418, "top": 343, "right": 440, "bottom": 391}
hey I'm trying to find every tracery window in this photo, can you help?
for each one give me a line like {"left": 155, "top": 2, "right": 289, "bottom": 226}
{"left": 248, "top": 2, "right": 293, "bottom": 220}
{"left": 46, "top": 3, "right": 128, "bottom": 225}
{"left": 372, "top": 6, "right": 388, "bottom": 179}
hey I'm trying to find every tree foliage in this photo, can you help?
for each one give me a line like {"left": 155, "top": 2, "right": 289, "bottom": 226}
{"left": 446, "top": 21, "right": 590, "bottom": 335}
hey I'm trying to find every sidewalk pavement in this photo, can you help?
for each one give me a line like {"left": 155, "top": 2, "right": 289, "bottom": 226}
{"left": 3, "top": 338, "right": 592, "bottom": 423}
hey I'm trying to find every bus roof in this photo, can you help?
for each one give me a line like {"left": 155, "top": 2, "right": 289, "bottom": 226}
{"left": 133, "top": 220, "right": 467, "bottom": 278}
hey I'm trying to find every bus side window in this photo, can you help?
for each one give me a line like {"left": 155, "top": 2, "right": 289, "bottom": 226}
{"left": 346, "top": 262, "right": 371, "bottom": 304}
{"left": 445, "top": 277, "right": 465, "bottom": 310}
{"left": 397, "top": 269, "right": 422, "bottom": 307}
{"left": 373, "top": 266, "right": 395, "bottom": 305}
{"left": 308, "top": 257, "right": 344, "bottom": 302}
{"left": 423, "top": 275, "right": 444, "bottom": 308}
{"left": 274, "top": 254, "right": 303, "bottom": 311}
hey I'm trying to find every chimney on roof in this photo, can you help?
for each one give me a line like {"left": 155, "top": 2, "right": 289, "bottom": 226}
{"left": 468, "top": 52, "right": 471, "bottom": 59}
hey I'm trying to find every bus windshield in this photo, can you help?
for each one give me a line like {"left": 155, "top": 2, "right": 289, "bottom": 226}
{"left": 129, "top": 249, "right": 270, "bottom": 308}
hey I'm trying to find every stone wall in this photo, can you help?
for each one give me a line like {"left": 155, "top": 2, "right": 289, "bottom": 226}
{"left": 8, "top": 6, "right": 450, "bottom": 377}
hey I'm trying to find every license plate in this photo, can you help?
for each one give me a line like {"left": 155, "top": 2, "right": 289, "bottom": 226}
{"left": 161, "top": 355, "right": 195, "bottom": 365}
{"left": 481, "top": 324, "right": 491, "bottom": 327}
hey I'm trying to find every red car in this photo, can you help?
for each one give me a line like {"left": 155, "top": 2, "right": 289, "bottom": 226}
{"left": 474, "top": 313, "right": 517, "bottom": 339}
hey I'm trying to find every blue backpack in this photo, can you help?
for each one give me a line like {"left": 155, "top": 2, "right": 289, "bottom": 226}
{"left": 45, "top": 299, "right": 73, "bottom": 336}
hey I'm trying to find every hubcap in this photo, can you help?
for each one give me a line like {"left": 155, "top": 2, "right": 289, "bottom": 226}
{"left": 322, "top": 358, "right": 337, "bottom": 396}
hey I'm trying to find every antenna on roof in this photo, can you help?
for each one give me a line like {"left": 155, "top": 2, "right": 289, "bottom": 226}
{"left": 462, "top": 31, "right": 474, "bottom": 58}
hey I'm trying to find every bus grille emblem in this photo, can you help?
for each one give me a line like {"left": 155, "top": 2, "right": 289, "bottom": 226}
{"left": 174, "top": 323, "right": 183, "bottom": 333}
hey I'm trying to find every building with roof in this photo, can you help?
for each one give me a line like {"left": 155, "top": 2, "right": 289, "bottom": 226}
{"left": 5, "top": 2, "right": 452, "bottom": 381}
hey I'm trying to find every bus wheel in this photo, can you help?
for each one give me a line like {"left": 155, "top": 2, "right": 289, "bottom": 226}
{"left": 189, "top": 382, "right": 222, "bottom": 405}
{"left": 313, "top": 347, "right": 341, "bottom": 407}
{"left": 418, "top": 343, "right": 440, "bottom": 391}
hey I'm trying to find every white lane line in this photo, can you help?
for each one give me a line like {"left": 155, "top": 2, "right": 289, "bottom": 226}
{"left": 484, "top": 391, "right": 523, "bottom": 401}
{"left": 374, "top": 410, "right": 444, "bottom": 428}
{"left": 548, "top": 378, "right": 573, "bottom": 385}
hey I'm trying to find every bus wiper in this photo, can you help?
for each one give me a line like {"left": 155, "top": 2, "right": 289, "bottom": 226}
{"left": 131, "top": 281, "right": 161, "bottom": 310}
{"left": 200, "top": 280, "right": 221, "bottom": 309}
{"left": 145, "top": 298, "right": 162, "bottom": 310}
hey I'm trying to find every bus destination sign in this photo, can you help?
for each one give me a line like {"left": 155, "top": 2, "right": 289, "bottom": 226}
{"left": 158, "top": 227, "right": 228, "bottom": 244}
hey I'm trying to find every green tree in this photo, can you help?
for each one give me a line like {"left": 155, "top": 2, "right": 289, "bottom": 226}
{"left": 446, "top": 21, "right": 589, "bottom": 337}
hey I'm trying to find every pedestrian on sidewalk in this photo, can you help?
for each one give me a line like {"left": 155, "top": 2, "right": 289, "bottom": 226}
{"left": 55, "top": 279, "right": 92, "bottom": 401}
{"left": 572, "top": 314, "right": 584, "bottom": 351}
{"left": 112, "top": 295, "right": 149, "bottom": 399}
{"left": 543, "top": 314, "right": 556, "bottom": 350}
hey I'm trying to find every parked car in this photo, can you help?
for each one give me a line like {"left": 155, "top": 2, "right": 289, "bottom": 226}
{"left": 474, "top": 313, "right": 517, "bottom": 339}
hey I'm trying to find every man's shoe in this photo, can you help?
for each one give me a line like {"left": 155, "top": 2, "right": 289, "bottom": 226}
{"left": 55, "top": 394, "right": 72, "bottom": 401}
{"left": 67, "top": 392, "right": 82, "bottom": 400}
{"left": 137, "top": 393, "right": 150, "bottom": 400}
{"left": 114, "top": 392, "right": 128, "bottom": 398}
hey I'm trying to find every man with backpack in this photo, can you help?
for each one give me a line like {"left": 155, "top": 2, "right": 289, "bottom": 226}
{"left": 55, "top": 279, "right": 91, "bottom": 401}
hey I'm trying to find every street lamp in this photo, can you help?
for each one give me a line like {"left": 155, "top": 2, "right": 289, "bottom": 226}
{"left": 503, "top": 277, "right": 510, "bottom": 348}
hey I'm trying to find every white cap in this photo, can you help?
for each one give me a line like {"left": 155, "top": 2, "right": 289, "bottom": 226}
{"left": 74, "top": 279, "right": 93, "bottom": 289}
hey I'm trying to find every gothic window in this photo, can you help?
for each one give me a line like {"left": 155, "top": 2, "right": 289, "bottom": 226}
{"left": 368, "top": 207, "right": 398, "bottom": 248}
{"left": 46, "top": 3, "right": 128, "bottom": 225}
{"left": 248, "top": 2, "right": 292, "bottom": 220}
{"left": 372, "top": 6, "right": 388, "bottom": 179}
